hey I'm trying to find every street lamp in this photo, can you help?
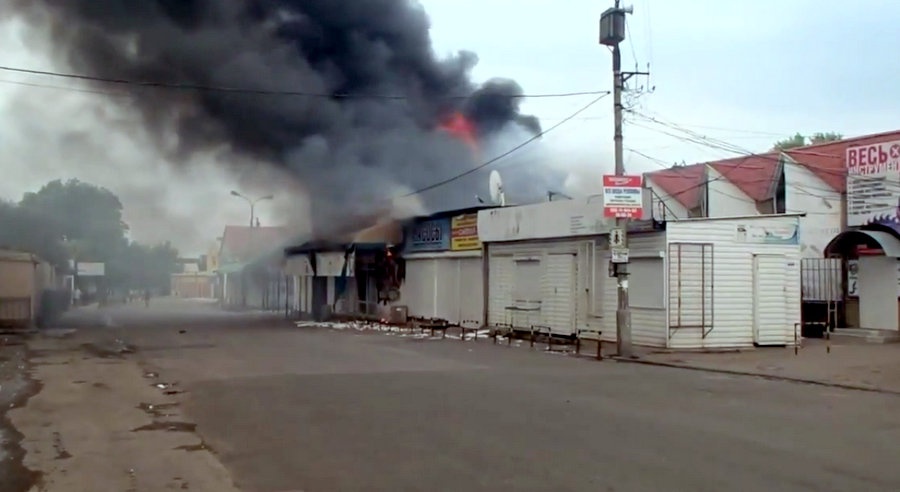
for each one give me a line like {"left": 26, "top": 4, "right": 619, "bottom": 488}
{"left": 230, "top": 190, "right": 274, "bottom": 227}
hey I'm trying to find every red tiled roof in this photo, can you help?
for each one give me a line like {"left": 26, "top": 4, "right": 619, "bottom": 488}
{"left": 645, "top": 163, "right": 706, "bottom": 209}
{"left": 647, "top": 153, "right": 780, "bottom": 208}
{"left": 708, "top": 153, "right": 781, "bottom": 202}
{"left": 784, "top": 130, "right": 900, "bottom": 193}
{"left": 220, "top": 225, "right": 290, "bottom": 262}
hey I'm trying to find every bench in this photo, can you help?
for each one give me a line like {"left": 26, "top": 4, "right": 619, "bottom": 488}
{"left": 417, "top": 318, "right": 449, "bottom": 339}
{"left": 490, "top": 323, "right": 514, "bottom": 344}
{"left": 458, "top": 320, "right": 482, "bottom": 341}
{"left": 575, "top": 328, "right": 604, "bottom": 360}
{"left": 530, "top": 325, "right": 577, "bottom": 352}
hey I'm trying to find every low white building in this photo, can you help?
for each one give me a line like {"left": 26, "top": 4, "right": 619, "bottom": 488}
{"left": 399, "top": 208, "right": 489, "bottom": 324}
{"left": 478, "top": 198, "right": 803, "bottom": 349}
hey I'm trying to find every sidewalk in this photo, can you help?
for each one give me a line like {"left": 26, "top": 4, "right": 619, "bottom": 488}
{"left": 624, "top": 338, "right": 900, "bottom": 394}
{"left": 9, "top": 331, "right": 239, "bottom": 491}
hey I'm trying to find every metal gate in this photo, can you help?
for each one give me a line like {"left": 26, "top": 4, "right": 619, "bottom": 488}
{"left": 668, "top": 242, "right": 714, "bottom": 339}
{"left": 800, "top": 257, "right": 843, "bottom": 330}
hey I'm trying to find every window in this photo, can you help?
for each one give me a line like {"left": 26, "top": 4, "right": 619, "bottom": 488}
{"left": 628, "top": 258, "right": 665, "bottom": 309}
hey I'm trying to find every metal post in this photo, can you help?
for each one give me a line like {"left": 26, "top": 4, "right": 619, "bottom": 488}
{"left": 611, "top": 1, "right": 632, "bottom": 358}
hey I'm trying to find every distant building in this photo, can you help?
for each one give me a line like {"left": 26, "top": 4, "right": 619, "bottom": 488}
{"left": 215, "top": 225, "right": 290, "bottom": 309}
{"left": 0, "top": 249, "right": 60, "bottom": 329}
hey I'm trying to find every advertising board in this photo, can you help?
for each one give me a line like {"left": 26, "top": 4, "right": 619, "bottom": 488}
{"left": 846, "top": 139, "right": 900, "bottom": 232}
{"left": 405, "top": 218, "right": 451, "bottom": 252}
{"left": 76, "top": 262, "right": 105, "bottom": 277}
{"left": 450, "top": 214, "right": 480, "bottom": 251}
{"left": 602, "top": 175, "right": 644, "bottom": 219}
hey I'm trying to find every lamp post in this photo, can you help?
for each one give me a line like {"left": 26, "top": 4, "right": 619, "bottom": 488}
{"left": 230, "top": 190, "right": 274, "bottom": 227}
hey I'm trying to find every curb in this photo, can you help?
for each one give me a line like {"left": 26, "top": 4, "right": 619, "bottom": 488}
{"left": 611, "top": 356, "right": 900, "bottom": 396}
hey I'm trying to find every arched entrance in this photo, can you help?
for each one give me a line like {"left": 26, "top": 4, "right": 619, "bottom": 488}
{"left": 824, "top": 228, "right": 900, "bottom": 331}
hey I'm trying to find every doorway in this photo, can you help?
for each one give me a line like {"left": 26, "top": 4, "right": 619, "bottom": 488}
{"left": 753, "top": 254, "right": 788, "bottom": 345}
{"left": 857, "top": 255, "right": 898, "bottom": 330}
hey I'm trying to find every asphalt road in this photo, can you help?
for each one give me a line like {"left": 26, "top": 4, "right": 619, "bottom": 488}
{"left": 61, "top": 299, "right": 900, "bottom": 492}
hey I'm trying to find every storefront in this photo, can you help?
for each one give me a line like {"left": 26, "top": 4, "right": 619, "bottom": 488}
{"left": 822, "top": 137, "right": 900, "bottom": 332}
{"left": 478, "top": 198, "right": 804, "bottom": 349}
{"left": 399, "top": 208, "right": 490, "bottom": 324}
{"left": 824, "top": 229, "right": 900, "bottom": 331}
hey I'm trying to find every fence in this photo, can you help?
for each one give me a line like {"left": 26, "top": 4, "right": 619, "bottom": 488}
{"left": 800, "top": 258, "right": 843, "bottom": 302}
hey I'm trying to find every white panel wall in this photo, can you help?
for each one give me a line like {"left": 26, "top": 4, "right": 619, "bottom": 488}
{"left": 706, "top": 166, "right": 758, "bottom": 218}
{"left": 401, "top": 259, "right": 436, "bottom": 318}
{"left": 400, "top": 254, "right": 483, "bottom": 325}
{"left": 478, "top": 198, "right": 617, "bottom": 242}
{"left": 458, "top": 258, "right": 484, "bottom": 323}
{"left": 487, "top": 239, "right": 584, "bottom": 334}
{"left": 783, "top": 160, "right": 842, "bottom": 258}
{"left": 665, "top": 216, "right": 802, "bottom": 349}
{"left": 597, "top": 232, "right": 668, "bottom": 346}
{"left": 646, "top": 180, "right": 690, "bottom": 221}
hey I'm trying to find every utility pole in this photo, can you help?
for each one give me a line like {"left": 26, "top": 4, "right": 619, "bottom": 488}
{"left": 600, "top": 1, "right": 648, "bottom": 358}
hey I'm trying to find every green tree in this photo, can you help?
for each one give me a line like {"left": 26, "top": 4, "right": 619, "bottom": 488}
{"left": 19, "top": 179, "right": 129, "bottom": 264}
{"left": 772, "top": 131, "right": 843, "bottom": 151}
{"left": 0, "top": 200, "right": 69, "bottom": 266}
{"left": 104, "top": 240, "right": 180, "bottom": 294}
{"left": 809, "top": 131, "right": 844, "bottom": 145}
{"left": 14, "top": 179, "right": 179, "bottom": 293}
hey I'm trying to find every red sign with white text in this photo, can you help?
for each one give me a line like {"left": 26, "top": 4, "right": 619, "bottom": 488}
{"left": 846, "top": 139, "right": 900, "bottom": 231}
{"left": 602, "top": 175, "right": 644, "bottom": 219}
{"left": 847, "top": 140, "right": 900, "bottom": 176}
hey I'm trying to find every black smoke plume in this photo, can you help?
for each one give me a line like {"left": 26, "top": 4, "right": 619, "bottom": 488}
{"left": 5, "top": 0, "right": 566, "bottom": 237}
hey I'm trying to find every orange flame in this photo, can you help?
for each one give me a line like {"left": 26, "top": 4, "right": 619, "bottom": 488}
{"left": 440, "top": 112, "right": 479, "bottom": 154}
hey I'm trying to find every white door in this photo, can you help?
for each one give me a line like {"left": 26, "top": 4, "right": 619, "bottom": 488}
{"left": 543, "top": 253, "right": 577, "bottom": 335}
{"left": 858, "top": 256, "right": 898, "bottom": 330}
{"left": 753, "top": 254, "right": 787, "bottom": 345}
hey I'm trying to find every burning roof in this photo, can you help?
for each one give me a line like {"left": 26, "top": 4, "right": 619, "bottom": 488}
{"left": 9, "top": 0, "right": 562, "bottom": 237}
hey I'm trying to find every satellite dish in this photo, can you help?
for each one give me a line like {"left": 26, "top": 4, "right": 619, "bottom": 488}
{"left": 489, "top": 170, "right": 505, "bottom": 206}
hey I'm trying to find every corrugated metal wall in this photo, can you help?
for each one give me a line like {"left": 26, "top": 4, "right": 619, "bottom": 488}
{"left": 401, "top": 255, "right": 482, "bottom": 324}
{"left": 665, "top": 216, "right": 802, "bottom": 349}
{"left": 597, "top": 232, "right": 668, "bottom": 346}
{"left": 487, "top": 239, "right": 584, "bottom": 335}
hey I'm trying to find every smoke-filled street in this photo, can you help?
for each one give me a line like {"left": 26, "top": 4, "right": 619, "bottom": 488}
{"left": 3, "top": 298, "right": 898, "bottom": 492}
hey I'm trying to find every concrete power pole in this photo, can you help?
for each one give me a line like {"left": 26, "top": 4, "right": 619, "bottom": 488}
{"left": 600, "top": 1, "right": 648, "bottom": 358}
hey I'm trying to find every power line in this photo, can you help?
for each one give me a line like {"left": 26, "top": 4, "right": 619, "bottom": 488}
{"left": 626, "top": 111, "right": 847, "bottom": 178}
{"left": 628, "top": 139, "right": 841, "bottom": 202}
{"left": 0, "top": 64, "right": 609, "bottom": 100}
{"left": 631, "top": 111, "right": 792, "bottom": 138}
{"left": 400, "top": 93, "right": 611, "bottom": 197}
{"left": 0, "top": 78, "right": 131, "bottom": 97}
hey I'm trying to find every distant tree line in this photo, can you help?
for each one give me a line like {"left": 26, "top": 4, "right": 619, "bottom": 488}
{"left": 0, "top": 179, "right": 179, "bottom": 294}
{"left": 772, "top": 131, "right": 843, "bottom": 151}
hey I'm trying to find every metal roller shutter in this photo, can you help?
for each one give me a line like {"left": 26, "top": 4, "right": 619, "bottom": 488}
{"left": 488, "top": 254, "right": 513, "bottom": 326}
{"left": 402, "top": 259, "right": 436, "bottom": 319}
{"left": 542, "top": 252, "right": 577, "bottom": 335}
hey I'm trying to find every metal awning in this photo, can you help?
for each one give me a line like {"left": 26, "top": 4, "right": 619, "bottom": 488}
{"left": 823, "top": 229, "right": 900, "bottom": 258}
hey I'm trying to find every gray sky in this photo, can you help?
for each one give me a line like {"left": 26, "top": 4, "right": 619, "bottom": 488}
{"left": 1, "top": 0, "right": 898, "bottom": 254}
